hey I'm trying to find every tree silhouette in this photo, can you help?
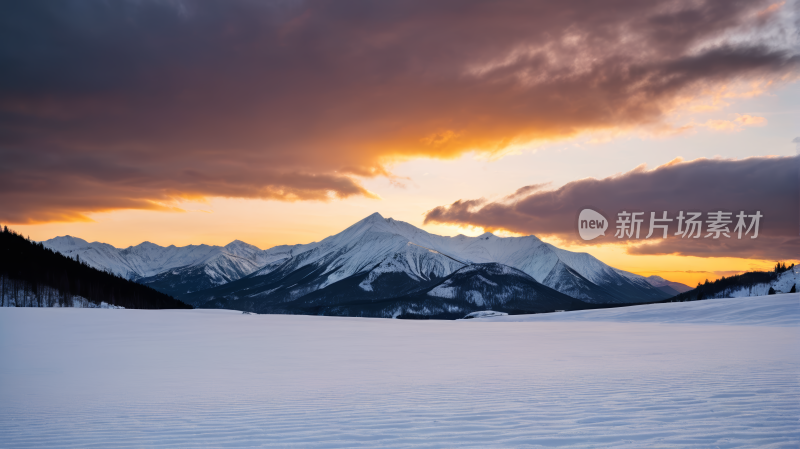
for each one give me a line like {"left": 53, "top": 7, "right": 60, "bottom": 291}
{"left": 0, "top": 227, "right": 191, "bottom": 309}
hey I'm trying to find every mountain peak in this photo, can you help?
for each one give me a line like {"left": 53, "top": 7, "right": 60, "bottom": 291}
{"left": 43, "top": 235, "right": 90, "bottom": 247}
{"left": 224, "top": 240, "right": 263, "bottom": 253}
{"left": 646, "top": 275, "right": 667, "bottom": 283}
{"left": 348, "top": 212, "right": 390, "bottom": 231}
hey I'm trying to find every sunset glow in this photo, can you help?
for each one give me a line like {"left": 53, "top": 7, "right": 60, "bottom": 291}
{"left": 2, "top": 0, "right": 798, "bottom": 288}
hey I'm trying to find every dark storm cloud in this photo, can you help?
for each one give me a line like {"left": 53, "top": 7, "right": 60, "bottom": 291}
{"left": 0, "top": 0, "right": 797, "bottom": 222}
{"left": 424, "top": 156, "right": 800, "bottom": 260}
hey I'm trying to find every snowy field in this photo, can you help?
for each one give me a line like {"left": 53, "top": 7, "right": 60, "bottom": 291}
{"left": 1, "top": 294, "right": 798, "bottom": 448}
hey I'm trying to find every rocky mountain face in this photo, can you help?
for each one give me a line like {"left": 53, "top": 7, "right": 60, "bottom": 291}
{"left": 271, "top": 263, "right": 598, "bottom": 319}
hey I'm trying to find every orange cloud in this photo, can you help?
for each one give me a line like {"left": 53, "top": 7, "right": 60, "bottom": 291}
{"left": 734, "top": 114, "right": 768, "bottom": 126}
{"left": 0, "top": 0, "right": 797, "bottom": 223}
{"left": 704, "top": 119, "right": 740, "bottom": 131}
{"left": 701, "top": 114, "right": 768, "bottom": 131}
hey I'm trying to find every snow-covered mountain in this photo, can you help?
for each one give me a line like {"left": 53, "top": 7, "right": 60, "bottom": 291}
{"left": 43, "top": 213, "right": 673, "bottom": 313}
{"left": 182, "top": 213, "right": 670, "bottom": 311}
{"left": 41, "top": 236, "right": 298, "bottom": 298}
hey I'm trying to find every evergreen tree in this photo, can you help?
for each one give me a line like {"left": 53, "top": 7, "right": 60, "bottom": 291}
{"left": 774, "top": 262, "right": 790, "bottom": 274}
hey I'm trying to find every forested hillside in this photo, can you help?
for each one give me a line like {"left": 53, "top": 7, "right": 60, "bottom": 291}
{"left": 670, "top": 266, "right": 797, "bottom": 302}
{"left": 0, "top": 227, "right": 191, "bottom": 309}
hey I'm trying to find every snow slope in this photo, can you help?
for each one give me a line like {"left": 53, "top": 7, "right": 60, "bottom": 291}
{"left": 474, "top": 293, "right": 800, "bottom": 327}
{"left": 706, "top": 269, "right": 800, "bottom": 298}
{"left": 0, "top": 294, "right": 796, "bottom": 448}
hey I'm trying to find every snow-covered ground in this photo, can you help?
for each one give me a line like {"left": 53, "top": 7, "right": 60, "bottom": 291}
{"left": 473, "top": 293, "right": 800, "bottom": 326}
{"left": 1, "top": 294, "right": 797, "bottom": 448}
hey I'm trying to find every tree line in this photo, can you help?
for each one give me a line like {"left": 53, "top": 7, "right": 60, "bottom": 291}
{"left": 671, "top": 271, "right": 781, "bottom": 302}
{"left": 0, "top": 226, "right": 191, "bottom": 309}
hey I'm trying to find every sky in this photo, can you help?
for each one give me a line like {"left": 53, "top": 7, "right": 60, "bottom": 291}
{"left": 2, "top": 0, "right": 799, "bottom": 286}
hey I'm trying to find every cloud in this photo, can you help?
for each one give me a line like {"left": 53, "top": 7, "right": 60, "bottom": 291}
{"left": 424, "top": 156, "right": 800, "bottom": 260}
{"left": 702, "top": 113, "right": 768, "bottom": 131}
{"left": 503, "top": 183, "right": 553, "bottom": 202}
{"left": 704, "top": 119, "right": 741, "bottom": 131}
{"left": 734, "top": 114, "right": 768, "bottom": 126}
{"left": 0, "top": 0, "right": 798, "bottom": 223}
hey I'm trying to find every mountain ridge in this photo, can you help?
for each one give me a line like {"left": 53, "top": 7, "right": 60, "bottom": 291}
{"left": 42, "top": 213, "right": 674, "bottom": 313}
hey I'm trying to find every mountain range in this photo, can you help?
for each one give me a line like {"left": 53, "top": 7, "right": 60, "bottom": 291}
{"left": 43, "top": 213, "right": 689, "bottom": 317}
{"left": 42, "top": 236, "right": 298, "bottom": 298}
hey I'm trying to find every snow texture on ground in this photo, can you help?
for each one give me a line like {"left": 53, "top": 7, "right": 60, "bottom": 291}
{"left": 1, "top": 294, "right": 798, "bottom": 448}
